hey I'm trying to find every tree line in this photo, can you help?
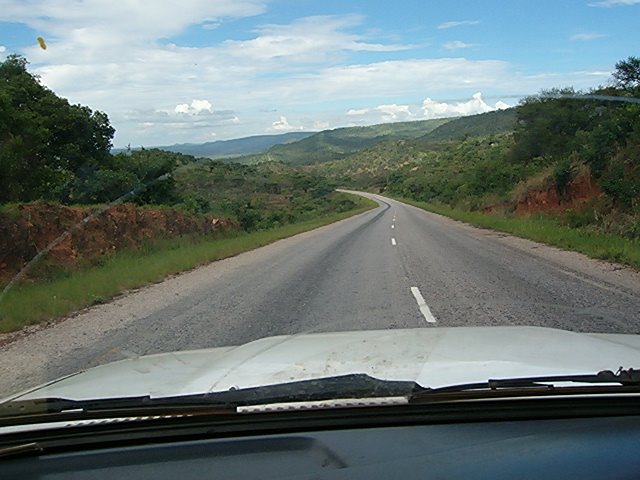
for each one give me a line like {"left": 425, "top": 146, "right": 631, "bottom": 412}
{"left": 0, "top": 54, "right": 351, "bottom": 232}
{"left": 385, "top": 56, "right": 640, "bottom": 214}
{"left": 0, "top": 55, "right": 181, "bottom": 205}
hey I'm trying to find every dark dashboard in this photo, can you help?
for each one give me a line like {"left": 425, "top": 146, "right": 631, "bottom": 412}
{"left": 4, "top": 414, "right": 640, "bottom": 479}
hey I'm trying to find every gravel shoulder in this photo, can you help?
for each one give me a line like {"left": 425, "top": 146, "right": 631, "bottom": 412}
{"left": 0, "top": 211, "right": 374, "bottom": 396}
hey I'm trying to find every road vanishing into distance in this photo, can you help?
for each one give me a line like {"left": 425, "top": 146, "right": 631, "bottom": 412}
{"left": 2, "top": 192, "right": 640, "bottom": 393}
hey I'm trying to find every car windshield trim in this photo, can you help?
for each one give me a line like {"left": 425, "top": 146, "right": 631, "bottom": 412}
{"left": 2, "top": 369, "right": 640, "bottom": 427}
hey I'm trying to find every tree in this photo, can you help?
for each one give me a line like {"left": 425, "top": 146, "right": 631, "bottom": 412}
{"left": 65, "top": 149, "right": 179, "bottom": 205}
{"left": 0, "top": 55, "right": 115, "bottom": 202}
{"left": 612, "top": 56, "right": 640, "bottom": 93}
{"left": 512, "top": 88, "right": 596, "bottom": 163}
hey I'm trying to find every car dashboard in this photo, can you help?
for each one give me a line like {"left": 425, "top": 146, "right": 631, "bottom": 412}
{"left": 3, "top": 414, "right": 640, "bottom": 479}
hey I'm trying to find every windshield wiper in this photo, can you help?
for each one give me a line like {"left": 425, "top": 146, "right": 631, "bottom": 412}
{"left": 0, "top": 374, "right": 424, "bottom": 422}
{"left": 409, "top": 368, "right": 640, "bottom": 402}
{"left": 2, "top": 370, "right": 638, "bottom": 424}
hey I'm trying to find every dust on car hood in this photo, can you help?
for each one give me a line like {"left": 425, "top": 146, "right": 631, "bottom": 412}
{"left": 7, "top": 326, "right": 640, "bottom": 402}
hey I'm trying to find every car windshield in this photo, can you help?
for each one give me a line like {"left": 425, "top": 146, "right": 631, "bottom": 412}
{"left": 1, "top": 1, "right": 640, "bottom": 416}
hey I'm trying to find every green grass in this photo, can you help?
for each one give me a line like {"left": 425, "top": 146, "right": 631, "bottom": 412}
{"left": 0, "top": 195, "right": 377, "bottom": 333}
{"left": 396, "top": 197, "right": 640, "bottom": 269}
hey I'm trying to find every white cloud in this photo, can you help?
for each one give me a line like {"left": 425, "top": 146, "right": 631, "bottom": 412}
{"left": 223, "top": 15, "right": 412, "bottom": 64}
{"left": 174, "top": 99, "right": 213, "bottom": 115}
{"left": 443, "top": 40, "right": 477, "bottom": 50}
{"left": 437, "top": 20, "right": 480, "bottom": 29}
{"left": 271, "top": 116, "right": 304, "bottom": 131}
{"left": 570, "top": 32, "right": 607, "bottom": 41}
{"left": 375, "top": 104, "right": 412, "bottom": 120}
{"left": 589, "top": 0, "right": 640, "bottom": 6}
{"left": 0, "top": 2, "right": 613, "bottom": 146}
{"left": 422, "top": 92, "right": 510, "bottom": 118}
{"left": 202, "top": 21, "right": 221, "bottom": 30}
{"left": 0, "top": 46, "right": 6, "bottom": 53}
{"left": 0, "top": 1, "right": 266, "bottom": 44}
{"left": 271, "top": 58, "right": 514, "bottom": 104}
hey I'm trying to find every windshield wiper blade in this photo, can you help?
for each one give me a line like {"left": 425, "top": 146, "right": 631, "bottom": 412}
{"left": 0, "top": 374, "right": 425, "bottom": 421}
{"left": 3, "top": 370, "right": 638, "bottom": 423}
{"left": 410, "top": 368, "right": 640, "bottom": 402}
{"left": 203, "top": 373, "right": 424, "bottom": 405}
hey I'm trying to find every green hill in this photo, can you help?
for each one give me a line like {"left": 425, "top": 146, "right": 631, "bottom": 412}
{"left": 421, "top": 108, "right": 517, "bottom": 142}
{"left": 113, "top": 132, "right": 315, "bottom": 158}
{"left": 312, "top": 109, "right": 518, "bottom": 188}
{"left": 230, "top": 118, "right": 451, "bottom": 166}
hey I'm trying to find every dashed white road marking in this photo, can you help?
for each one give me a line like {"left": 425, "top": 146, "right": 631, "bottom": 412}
{"left": 410, "top": 287, "right": 437, "bottom": 323}
{"left": 391, "top": 224, "right": 395, "bottom": 229}
{"left": 391, "top": 238, "right": 397, "bottom": 246}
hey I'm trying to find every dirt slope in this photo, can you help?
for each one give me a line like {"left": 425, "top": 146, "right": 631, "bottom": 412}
{"left": 0, "top": 203, "right": 235, "bottom": 283}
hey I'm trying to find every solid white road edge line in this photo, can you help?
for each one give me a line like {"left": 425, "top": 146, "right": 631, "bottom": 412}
{"left": 391, "top": 238, "right": 397, "bottom": 246}
{"left": 410, "top": 287, "right": 437, "bottom": 323}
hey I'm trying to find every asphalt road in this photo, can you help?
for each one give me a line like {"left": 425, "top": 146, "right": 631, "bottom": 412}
{"left": 3, "top": 192, "right": 640, "bottom": 392}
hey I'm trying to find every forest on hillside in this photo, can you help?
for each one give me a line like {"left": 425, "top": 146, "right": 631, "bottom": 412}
{"left": 0, "top": 55, "right": 354, "bottom": 232}
{"left": 315, "top": 57, "right": 640, "bottom": 239}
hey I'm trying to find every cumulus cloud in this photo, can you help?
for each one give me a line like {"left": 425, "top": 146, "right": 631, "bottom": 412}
{"left": 437, "top": 20, "right": 480, "bottom": 29}
{"left": 0, "top": 46, "right": 6, "bottom": 53}
{"left": 271, "top": 116, "right": 304, "bottom": 131}
{"left": 570, "top": 32, "right": 607, "bottom": 41}
{"left": 272, "top": 58, "right": 523, "bottom": 105}
{"left": 422, "top": 92, "right": 510, "bottom": 118}
{"left": 375, "top": 104, "right": 412, "bottom": 120}
{"left": 174, "top": 99, "right": 213, "bottom": 115}
{"left": 0, "top": 2, "right": 608, "bottom": 146}
{"left": 443, "top": 40, "right": 477, "bottom": 50}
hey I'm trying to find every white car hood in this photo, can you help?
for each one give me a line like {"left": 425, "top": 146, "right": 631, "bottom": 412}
{"left": 7, "top": 326, "right": 640, "bottom": 402}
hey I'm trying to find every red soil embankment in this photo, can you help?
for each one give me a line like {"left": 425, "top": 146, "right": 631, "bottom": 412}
{"left": 0, "top": 203, "right": 235, "bottom": 283}
{"left": 515, "top": 174, "right": 603, "bottom": 216}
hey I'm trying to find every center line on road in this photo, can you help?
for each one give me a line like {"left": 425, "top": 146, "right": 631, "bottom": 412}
{"left": 391, "top": 237, "right": 397, "bottom": 246}
{"left": 391, "top": 224, "right": 395, "bottom": 229}
{"left": 410, "top": 287, "right": 437, "bottom": 324}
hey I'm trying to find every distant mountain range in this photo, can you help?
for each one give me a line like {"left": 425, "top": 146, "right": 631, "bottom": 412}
{"left": 113, "top": 132, "right": 315, "bottom": 158}
{"left": 114, "top": 110, "right": 516, "bottom": 165}
{"left": 230, "top": 118, "right": 452, "bottom": 166}
{"left": 226, "top": 110, "right": 517, "bottom": 166}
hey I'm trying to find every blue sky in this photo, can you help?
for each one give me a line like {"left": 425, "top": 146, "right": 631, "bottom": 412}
{"left": 1, "top": 0, "right": 639, "bottom": 147}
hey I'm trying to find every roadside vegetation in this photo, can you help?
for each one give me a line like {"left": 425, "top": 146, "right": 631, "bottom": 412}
{"left": 398, "top": 198, "right": 640, "bottom": 268}
{"left": 0, "top": 194, "right": 375, "bottom": 333}
{"left": 313, "top": 56, "right": 640, "bottom": 267}
{"left": 2, "top": 52, "right": 640, "bottom": 330}
{"left": 0, "top": 54, "right": 376, "bottom": 330}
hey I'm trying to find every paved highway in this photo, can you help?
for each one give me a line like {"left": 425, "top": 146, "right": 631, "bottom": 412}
{"left": 2, "top": 192, "right": 640, "bottom": 393}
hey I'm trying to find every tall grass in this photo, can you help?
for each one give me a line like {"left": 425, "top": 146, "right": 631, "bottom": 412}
{"left": 0, "top": 196, "right": 377, "bottom": 333}
{"left": 398, "top": 197, "right": 640, "bottom": 269}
